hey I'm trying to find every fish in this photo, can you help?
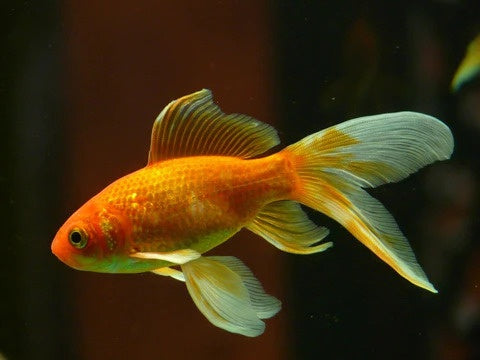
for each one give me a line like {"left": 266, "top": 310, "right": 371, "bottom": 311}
{"left": 452, "top": 33, "right": 480, "bottom": 92}
{"left": 51, "top": 89, "right": 454, "bottom": 336}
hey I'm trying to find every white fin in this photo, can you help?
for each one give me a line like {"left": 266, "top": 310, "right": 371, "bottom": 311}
{"left": 148, "top": 89, "right": 280, "bottom": 164}
{"left": 130, "top": 249, "right": 200, "bottom": 264}
{"left": 208, "top": 256, "right": 281, "bottom": 319}
{"left": 287, "top": 112, "right": 454, "bottom": 189}
{"left": 285, "top": 112, "right": 454, "bottom": 293}
{"left": 151, "top": 267, "right": 185, "bottom": 282}
{"left": 181, "top": 256, "right": 281, "bottom": 337}
{"left": 247, "top": 200, "right": 332, "bottom": 254}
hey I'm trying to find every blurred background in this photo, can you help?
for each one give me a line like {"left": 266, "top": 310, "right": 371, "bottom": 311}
{"left": 1, "top": 1, "right": 479, "bottom": 359}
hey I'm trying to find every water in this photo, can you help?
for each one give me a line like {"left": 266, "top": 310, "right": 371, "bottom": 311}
{"left": 2, "top": 1, "right": 479, "bottom": 359}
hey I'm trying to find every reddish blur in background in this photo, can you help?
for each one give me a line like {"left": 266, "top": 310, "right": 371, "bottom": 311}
{"left": 2, "top": 1, "right": 480, "bottom": 359}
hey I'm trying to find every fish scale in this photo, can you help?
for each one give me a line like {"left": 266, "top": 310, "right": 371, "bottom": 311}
{"left": 95, "top": 154, "right": 294, "bottom": 254}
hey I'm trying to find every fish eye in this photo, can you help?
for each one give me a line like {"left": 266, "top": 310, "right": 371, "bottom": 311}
{"left": 68, "top": 228, "right": 88, "bottom": 249}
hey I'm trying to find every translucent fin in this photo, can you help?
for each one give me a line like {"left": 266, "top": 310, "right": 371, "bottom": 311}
{"left": 246, "top": 200, "right": 332, "bottom": 254}
{"left": 151, "top": 267, "right": 185, "bottom": 282}
{"left": 181, "top": 256, "right": 280, "bottom": 337}
{"left": 130, "top": 249, "right": 200, "bottom": 264}
{"left": 148, "top": 89, "right": 280, "bottom": 164}
{"left": 208, "top": 256, "right": 281, "bottom": 319}
{"left": 285, "top": 112, "right": 454, "bottom": 293}
{"left": 303, "top": 180, "right": 437, "bottom": 292}
{"left": 287, "top": 112, "right": 453, "bottom": 188}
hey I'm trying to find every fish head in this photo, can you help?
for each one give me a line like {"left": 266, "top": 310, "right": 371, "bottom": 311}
{"left": 51, "top": 200, "right": 126, "bottom": 272}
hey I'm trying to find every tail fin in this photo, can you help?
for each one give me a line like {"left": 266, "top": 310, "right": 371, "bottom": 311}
{"left": 283, "top": 112, "right": 454, "bottom": 293}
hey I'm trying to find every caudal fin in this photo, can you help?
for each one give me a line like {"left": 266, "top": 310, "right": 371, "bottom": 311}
{"left": 283, "top": 112, "right": 454, "bottom": 293}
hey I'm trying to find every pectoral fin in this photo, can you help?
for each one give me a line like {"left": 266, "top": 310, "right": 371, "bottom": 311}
{"left": 130, "top": 249, "right": 201, "bottom": 264}
{"left": 181, "top": 256, "right": 281, "bottom": 337}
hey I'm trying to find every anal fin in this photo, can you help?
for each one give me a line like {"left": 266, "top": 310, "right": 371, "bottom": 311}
{"left": 247, "top": 200, "right": 333, "bottom": 254}
{"left": 181, "top": 256, "right": 281, "bottom": 337}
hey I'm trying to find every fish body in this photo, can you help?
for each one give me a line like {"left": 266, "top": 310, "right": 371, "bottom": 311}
{"left": 52, "top": 89, "right": 454, "bottom": 336}
{"left": 56, "top": 154, "right": 293, "bottom": 272}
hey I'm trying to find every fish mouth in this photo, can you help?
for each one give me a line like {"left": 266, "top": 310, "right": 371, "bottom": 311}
{"left": 51, "top": 234, "right": 87, "bottom": 270}
{"left": 52, "top": 247, "right": 96, "bottom": 271}
{"left": 51, "top": 234, "right": 107, "bottom": 272}
{"left": 51, "top": 235, "right": 67, "bottom": 262}
{"left": 51, "top": 243, "right": 79, "bottom": 269}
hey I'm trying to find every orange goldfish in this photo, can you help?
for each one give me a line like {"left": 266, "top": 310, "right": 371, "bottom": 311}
{"left": 52, "top": 89, "right": 454, "bottom": 336}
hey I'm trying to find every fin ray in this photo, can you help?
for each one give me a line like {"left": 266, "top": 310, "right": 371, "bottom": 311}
{"left": 181, "top": 256, "right": 280, "bottom": 336}
{"left": 247, "top": 200, "right": 332, "bottom": 254}
{"left": 287, "top": 112, "right": 454, "bottom": 188}
{"left": 208, "top": 256, "right": 281, "bottom": 319}
{"left": 303, "top": 177, "right": 437, "bottom": 292}
{"left": 285, "top": 112, "right": 454, "bottom": 292}
{"left": 148, "top": 89, "right": 280, "bottom": 163}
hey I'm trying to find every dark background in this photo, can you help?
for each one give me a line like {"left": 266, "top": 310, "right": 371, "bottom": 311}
{"left": 2, "top": 1, "right": 480, "bottom": 359}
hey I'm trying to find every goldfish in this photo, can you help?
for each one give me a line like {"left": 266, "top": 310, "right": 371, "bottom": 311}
{"left": 52, "top": 89, "right": 454, "bottom": 336}
{"left": 452, "top": 33, "right": 480, "bottom": 92}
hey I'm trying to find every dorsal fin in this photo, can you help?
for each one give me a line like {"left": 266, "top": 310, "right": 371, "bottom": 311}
{"left": 147, "top": 89, "right": 280, "bottom": 164}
